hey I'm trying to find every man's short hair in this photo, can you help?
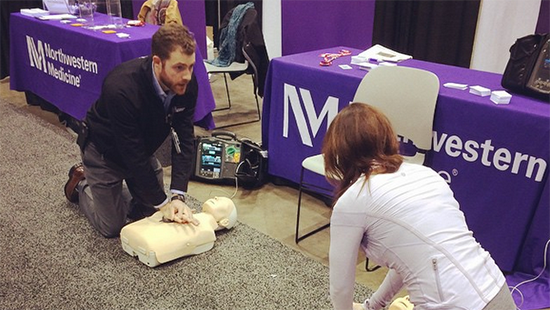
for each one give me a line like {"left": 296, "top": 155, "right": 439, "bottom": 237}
{"left": 152, "top": 23, "right": 196, "bottom": 61}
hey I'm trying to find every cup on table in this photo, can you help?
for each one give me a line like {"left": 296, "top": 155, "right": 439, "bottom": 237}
{"left": 77, "top": 0, "right": 96, "bottom": 26}
{"left": 106, "top": 0, "right": 124, "bottom": 29}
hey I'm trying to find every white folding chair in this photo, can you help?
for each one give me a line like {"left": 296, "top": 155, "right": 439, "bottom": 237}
{"left": 204, "top": 59, "right": 248, "bottom": 111}
{"left": 204, "top": 46, "right": 261, "bottom": 129}
{"left": 205, "top": 6, "right": 262, "bottom": 129}
{"left": 295, "top": 66, "right": 440, "bottom": 249}
{"left": 353, "top": 65, "right": 440, "bottom": 270}
{"left": 353, "top": 66, "right": 440, "bottom": 165}
{"left": 295, "top": 154, "right": 332, "bottom": 243}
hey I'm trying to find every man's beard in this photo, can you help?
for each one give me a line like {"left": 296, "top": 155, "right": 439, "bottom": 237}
{"left": 160, "top": 70, "right": 188, "bottom": 95}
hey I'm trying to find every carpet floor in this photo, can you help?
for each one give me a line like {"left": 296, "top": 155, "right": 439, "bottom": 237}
{"left": 0, "top": 99, "right": 372, "bottom": 309}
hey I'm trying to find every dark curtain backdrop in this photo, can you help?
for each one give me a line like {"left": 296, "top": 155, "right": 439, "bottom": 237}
{"left": 372, "top": 0, "right": 480, "bottom": 68}
{"left": 1, "top": 0, "right": 43, "bottom": 79}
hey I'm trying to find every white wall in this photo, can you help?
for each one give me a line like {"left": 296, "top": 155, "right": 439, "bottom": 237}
{"left": 262, "top": 0, "right": 282, "bottom": 59}
{"left": 470, "top": 0, "right": 542, "bottom": 73}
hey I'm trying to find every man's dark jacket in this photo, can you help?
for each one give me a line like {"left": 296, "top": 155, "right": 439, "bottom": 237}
{"left": 85, "top": 56, "right": 197, "bottom": 206}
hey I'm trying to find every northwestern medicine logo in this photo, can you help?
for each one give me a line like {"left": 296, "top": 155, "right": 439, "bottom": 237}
{"left": 282, "top": 83, "right": 547, "bottom": 183}
{"left": 26, "top": 35, "right": 99, "bottom": 88}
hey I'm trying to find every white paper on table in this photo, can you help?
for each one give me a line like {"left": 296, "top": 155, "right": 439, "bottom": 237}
{"left": 21, "top": 8, "right": 50, "bottom": 17}
{"left": 357, "top": 62, "right": 379, "bottom": 71}
{"left": 351, "top": 55, "right": 369, "bottom": 64}
{"left": 443, "top": 82, "right": 468, "bottom": 90}
{"left": 37, "top": 13, "right": 77, "bottom": 20}
{"left": 490, "top": 90, "right": 512, "bottom": 104}
{"left": 42, "top": 0, "right": 71, "bottom": 14}
{"left": 469, "top": 85, "right": 491, "bottom": 97}
{"left": 358, "top": 45, "right": 412, "bottom": 63}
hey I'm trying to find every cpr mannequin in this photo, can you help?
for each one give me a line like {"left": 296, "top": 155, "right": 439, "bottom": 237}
{"left": 353, "top": 296, "right": 414, "bottom": 310}
{"left": 120, "top": 196, "right": 237, "bottom": 267}
{"left": 388, "top": 296, "right": 414, "bottom": 310}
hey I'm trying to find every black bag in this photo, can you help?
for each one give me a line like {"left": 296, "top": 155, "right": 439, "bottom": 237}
{"left": 235, "top": 138, "right": 268, "bottom": 189}
{"left": 501, "top": 33, "right": 550, "bottom": 101}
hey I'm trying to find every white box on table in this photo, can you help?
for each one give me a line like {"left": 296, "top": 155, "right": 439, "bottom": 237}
{"left": 490, "top": 90, "right": 512, "bottom": 104}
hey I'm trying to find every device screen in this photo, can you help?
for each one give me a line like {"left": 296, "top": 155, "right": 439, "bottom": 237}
{"left": 527, "top": 38, "right": 550, "bottom": 94}
{"left": 199, "top": 141, "right": 223, "bottom": 178}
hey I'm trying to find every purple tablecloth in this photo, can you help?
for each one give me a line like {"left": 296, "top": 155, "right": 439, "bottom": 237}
{"left": 262, "top": 47, "right": 549, "bottom": 284}
{"left": 9, "top": 13, "right": 215, "bottom": 128}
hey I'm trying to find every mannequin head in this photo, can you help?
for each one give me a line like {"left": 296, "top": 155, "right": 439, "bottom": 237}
{"left": 202, "top": 197, "right": 238, "bottom": 230}
{"left": 389, "top": 296, "right": 414, "bottom": 310}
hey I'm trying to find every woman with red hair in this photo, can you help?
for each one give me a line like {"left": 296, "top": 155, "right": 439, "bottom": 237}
{"left": 324, "top": 103, "right": 515, "bottom": 310}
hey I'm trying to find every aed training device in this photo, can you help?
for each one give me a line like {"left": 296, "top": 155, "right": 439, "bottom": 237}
{"left": 193, "top": 131, "right": 268, "bottom": 188}
{"left": 195, "top": 131, "right": 242, "bottom": 182}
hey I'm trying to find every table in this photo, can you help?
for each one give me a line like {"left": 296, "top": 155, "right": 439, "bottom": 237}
{"left": 261, "top": 47, "right": 550, "bottom": 276}
{"left": 9, "top": 13, "right": 215, "bottom": 129}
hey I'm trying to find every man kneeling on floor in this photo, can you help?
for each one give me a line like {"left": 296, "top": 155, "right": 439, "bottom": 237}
{"left": 64, "top": 23, "right": 200, "bottom": 237}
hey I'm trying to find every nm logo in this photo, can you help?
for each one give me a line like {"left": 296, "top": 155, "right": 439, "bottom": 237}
{"left": 26, "top": 35, "right": 47, "bottom": 73}
{"left": 283, "top": 83, "right": 341, "bottom": 147}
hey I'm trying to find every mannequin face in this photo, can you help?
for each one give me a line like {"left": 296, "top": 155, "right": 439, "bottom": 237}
{"left": 202, "top": 197, "right": 237, "bottom": 229}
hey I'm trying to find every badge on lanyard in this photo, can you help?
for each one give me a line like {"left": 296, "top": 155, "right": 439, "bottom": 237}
{"left": 166, "top": 106, "right": 183, "bottom": 154}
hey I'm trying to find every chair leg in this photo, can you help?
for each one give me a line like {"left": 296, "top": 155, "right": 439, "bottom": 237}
{"left": 213, "top": 73, "right": 232, "bottom": 112}
{"left": 252, "top": 74, "right": 261, "bottom": 121}
{"left": 211, "top": 73, "right": 262, "bottom": 129}
{"left": 365, "top": 258, "right": 381, "bottom": 272}
{"left": 223, "top": 72, "right": 232, "bottom": 109}
{"left": 295, "top": 167, "right": 330, "bottom": 243}
{"left": 295, "top": 167, "right": 305, "bottom": 243}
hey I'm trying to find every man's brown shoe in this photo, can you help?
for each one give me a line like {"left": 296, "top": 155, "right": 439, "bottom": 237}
{"left": 64, "top": 163, "right": 85, "bottom": 203}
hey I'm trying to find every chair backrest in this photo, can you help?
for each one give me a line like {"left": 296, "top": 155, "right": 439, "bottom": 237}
{"left": 214, "top": 4, "right": 256, "bottom": 66}
{"left": 242, "top": 43, "right": 258, "bottom": 92}
{"left": 352, "top": 66, "right": 440, "bottom": 165}
{"left": 235, "top": 8, "right": 269, "bottom": 97}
